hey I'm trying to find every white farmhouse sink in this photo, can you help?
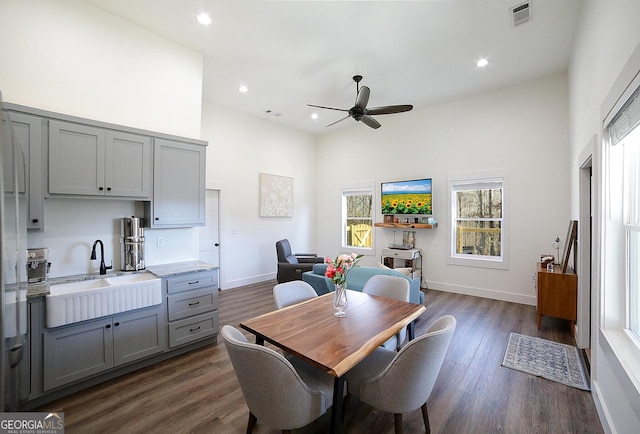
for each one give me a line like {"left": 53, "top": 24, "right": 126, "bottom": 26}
{"left": 46, "top": 272, "right": 162, "bottom": 328}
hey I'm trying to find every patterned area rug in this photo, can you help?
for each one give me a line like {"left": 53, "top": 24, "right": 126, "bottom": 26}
{"left": 501, "top": 332, "right": 590, "bottom": 390}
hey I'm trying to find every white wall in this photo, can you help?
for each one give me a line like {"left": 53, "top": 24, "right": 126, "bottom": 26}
{"left": 0, "top": 0, "right": 204, "bottom": 277}
{"left": 569, "top": 1, "right": 640, "bottom": 432}
{"left": 316, "top": 73, "right": 571, "bottom": 306}
{"left": 200, "top": 103, "right": 318, "bottom": 289}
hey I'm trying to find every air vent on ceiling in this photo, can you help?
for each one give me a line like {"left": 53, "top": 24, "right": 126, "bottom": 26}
{"left": 510, "top": 2, "right": 530, "bottom": 27}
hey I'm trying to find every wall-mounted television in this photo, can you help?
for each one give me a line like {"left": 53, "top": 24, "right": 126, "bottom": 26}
{"left": 381, "top": 178, "right": 432, "bottom": 215}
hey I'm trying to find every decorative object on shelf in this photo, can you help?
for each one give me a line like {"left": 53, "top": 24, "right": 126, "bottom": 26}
{"left": 325, "top": 253, "right": 363, "bottom": 317}
{"left": 402, "top": 231, "right": 416, "bottom": 249}
{"left": 540, "top": 254, "right": 554, "bottom": 268}
{"left": 384, "top": 215, "right": 394, "bottom": 223}
{"left": 552, "top": 236, "right": 561, "bottom": 264}
{"left": 259, "top": 173, "right": 293, "bottom": 217}
{"left": 560, "top": 220, "right": 578, "bottom": 273}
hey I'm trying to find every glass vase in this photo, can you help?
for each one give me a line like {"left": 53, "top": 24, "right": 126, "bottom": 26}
{"left": 333, "top": 283, "right": 348, "bottom": 317}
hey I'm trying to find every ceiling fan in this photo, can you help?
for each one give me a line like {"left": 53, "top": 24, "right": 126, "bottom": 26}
{"left": 308, "top": 75, "right": 413, "bottom": 129}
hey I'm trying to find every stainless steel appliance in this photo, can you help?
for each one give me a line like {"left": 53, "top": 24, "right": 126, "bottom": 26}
{"left": 120, "top": 217, "right": 145, "bottom": 271}
{"left": 1, "top": 94, "right": 28, "bottom": 411}
{"left": 27, "top": 248, "right": 49, "bottom": 283}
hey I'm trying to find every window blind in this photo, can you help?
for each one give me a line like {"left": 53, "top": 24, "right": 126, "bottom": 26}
{"left": 451, "top": 179, "right": 503, "bottom": 192}
{"left": 608, "top": 84, "right": 640, "bottom": 146}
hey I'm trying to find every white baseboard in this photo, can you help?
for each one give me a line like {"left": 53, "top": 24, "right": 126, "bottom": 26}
{"left": 221, "top": 272, "right": 276, "bottom": 290}
{"left": 426, "top": 281, "right": 537, "bottom": 306}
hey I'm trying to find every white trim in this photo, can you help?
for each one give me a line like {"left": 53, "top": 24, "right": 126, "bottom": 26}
{"left": 341, "top": 180, "right": 375, "bottom": 256}
{"left": 446, "top": 169, "right": 509, "bottom": 270}
{"left": 576, "top": 135, "right": 595, "bottom": 349}
{"left": 428, "top": 282, "right": 535, "bottom": 306}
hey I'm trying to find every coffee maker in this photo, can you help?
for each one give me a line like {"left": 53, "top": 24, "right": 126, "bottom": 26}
{"left": 27, "top": 248, "right": 49, "bottom": 283}
{"left": 120, "top": 217, "right": 145, "bottom": 271}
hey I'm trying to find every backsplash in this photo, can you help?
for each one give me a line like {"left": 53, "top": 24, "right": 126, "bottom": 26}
{"left": 27, "top": 198, "right": 199, "bottom": 278}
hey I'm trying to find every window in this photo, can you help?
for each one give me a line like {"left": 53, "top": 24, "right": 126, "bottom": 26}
{"left": 606, "top": 82, "right": 640, "bottom": 347}
{"left": 447, "top": 171, "right": 508, "bottom": 269}
{"left": 342, "top": 185, "right": 373, "bottom": 252}
{"left": 622, "top": 120, "right": 640, "bottom": 343}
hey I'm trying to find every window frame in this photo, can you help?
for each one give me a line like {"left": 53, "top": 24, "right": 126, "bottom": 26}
{"left": 341, "top": 182, "right": 374, "bottom": 256}
{"left": 446, "top": 170, "right": 509, "bottom": 270}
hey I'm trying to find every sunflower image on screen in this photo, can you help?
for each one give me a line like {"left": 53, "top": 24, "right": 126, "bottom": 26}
{"left": 381, "top": 178, "right": 432, "bottom": 215}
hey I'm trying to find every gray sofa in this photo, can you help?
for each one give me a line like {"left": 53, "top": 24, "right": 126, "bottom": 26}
{"left": 302, "top": 263, "right": 424, "bottom": 305}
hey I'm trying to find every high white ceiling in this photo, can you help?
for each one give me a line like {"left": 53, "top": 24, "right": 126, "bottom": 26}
{"left": 84, "top": 0, "right": 583, "bottom": 135}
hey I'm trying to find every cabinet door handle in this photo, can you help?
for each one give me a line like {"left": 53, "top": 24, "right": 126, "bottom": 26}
{"left": 114, "top": 322, "right": 120, "bottom": 327}
{"left": 188, "top": 301, "right": 200, "bottom": 306}
{"left": 99, "top": 187, "right": 104, "bottom": 191}
{"left": 188, "top": 280, "right": 200, "bottom": 285}
{"left": 105, "top": 324, "right": 111, "bottom": 329}
{"left": 189, "top": 326, "right": 201, "bottom": 333}
{"left": 107, "top": 187, "right": 112, "bottom": 191}
{"left": 155, "top": 217, "right": 159, "bottom": 221}
{"left": 32, "top": 218, "right": 39, "bottom": 223}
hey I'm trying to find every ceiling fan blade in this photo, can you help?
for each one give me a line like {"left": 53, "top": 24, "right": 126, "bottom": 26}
{"left": 359, "top": 115, "right": 381, "bottom": 129}
{"left": 366, "top": 104, "right": 413, "bottom": 116}
{"left": 326, "top": 115, "right": 351, "bottom": 128}
{"left": 307, "top": 104, "right": 348, "bottom": 112}
{"left": 355, "top": 86, "right": 370, "bottom": 110}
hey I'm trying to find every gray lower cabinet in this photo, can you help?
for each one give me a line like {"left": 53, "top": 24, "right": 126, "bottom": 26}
{"left": 165, "top": 269, "right": 219, "bottom": 348}
{"left": 42, "top": 304, "right": 166, "bottom": 391}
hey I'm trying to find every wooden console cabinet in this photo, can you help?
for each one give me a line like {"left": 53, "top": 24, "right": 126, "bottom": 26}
{"left": 536, "top": 262, "right": 577, "bottom": 334}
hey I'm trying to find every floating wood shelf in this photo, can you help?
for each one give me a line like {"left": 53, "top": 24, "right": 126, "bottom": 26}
{"left": 374, "top": 222, "right": 438, "bottom": 229}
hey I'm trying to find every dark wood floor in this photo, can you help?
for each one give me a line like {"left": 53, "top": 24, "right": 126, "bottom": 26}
{"left": 37, "top": 281, "right": 604, "bottom": 433}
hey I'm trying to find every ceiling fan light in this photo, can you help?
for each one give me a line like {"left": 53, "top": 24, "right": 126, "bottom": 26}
{"left": 476, "top": 58, "right": 489, "bottom": 68}
{"left": 311, "top": 113, "right": 318, "bottom": 120}
{"left": 238, "top": 85, "right": 248, "bottom": 93}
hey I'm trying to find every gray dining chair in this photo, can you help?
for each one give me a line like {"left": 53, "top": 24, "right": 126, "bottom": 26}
{"left": 362, "top": 275, "right": 411, "bottom": 350}
{"left": 221, "top": 325, "right": 334, "bottom": 434}
{"left": 344, "top": 315, "right": 456, "bottom": 434}
{"left": 273, "top": 280, "right": 318, "bottom": 309}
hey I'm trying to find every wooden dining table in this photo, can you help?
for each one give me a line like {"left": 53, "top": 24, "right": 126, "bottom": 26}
{"left": 240, "top": 289, "right": 426, "bottom": 433}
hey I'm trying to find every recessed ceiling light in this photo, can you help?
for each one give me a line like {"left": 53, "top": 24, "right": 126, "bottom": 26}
{"left": 476, "top": 58, "right": 489, "bottom": 68}
{"left": 238, "top": 85, "right": 248, "bottom": 93}
{"left": 311, "top": 113, "right": 318, "bottom": 120}
{"left": 197, "top": 13, "right": 212, "bottom": 26}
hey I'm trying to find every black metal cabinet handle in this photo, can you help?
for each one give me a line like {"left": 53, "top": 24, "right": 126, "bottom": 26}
{"left": 189, "top": 326, "right": 201, "bottom": 333}
{"left": 188, "top": 280, "right": 200, "bottom": 285}
{"left": 188, "top": 301, "right": 200, "bottom": 306}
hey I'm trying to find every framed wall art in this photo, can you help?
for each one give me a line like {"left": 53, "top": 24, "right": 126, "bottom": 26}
{"left": 259, "top": 173, "right": 293, "bottom": 217}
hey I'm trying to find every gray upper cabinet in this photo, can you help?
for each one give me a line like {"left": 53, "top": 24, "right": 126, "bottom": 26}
{"left": 149, "top": 138, "right": 205, "bottom": 227}
{"left": 3, "top": 112, "right": 44, "bottom": 230}
{"left": 49, "top": 120, "right": 151, "bottom": 199}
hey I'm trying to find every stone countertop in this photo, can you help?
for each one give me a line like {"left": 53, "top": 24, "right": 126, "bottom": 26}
{"left": 27, "top": 261, "right": 217, "bottom": 298}
{"left": 145, "top": 261, "right": 218, "bottom": 278}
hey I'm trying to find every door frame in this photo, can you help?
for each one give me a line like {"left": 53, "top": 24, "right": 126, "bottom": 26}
{"left": 576, "top": 136, "right": 596, "bottom": 349}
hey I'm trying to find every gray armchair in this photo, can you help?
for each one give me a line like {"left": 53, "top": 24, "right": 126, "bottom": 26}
{"left": 221, "top": 325, "right": 334, "bottom": 433}
{"left": 344, "top": 315, "right": 456, "bottom": 434}
{"left": 276, "top": 239, "right": 324, "bottom": 283}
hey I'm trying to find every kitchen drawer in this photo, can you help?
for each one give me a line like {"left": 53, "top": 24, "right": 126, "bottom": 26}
{"left": 167, "top": 287, "right": 217, "bottom": 321}
{"left": 168, "top": 311, "right": 218, "bottom": 348}
{"left": 166, "top": 270, "right": 216, "bottom": 294}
